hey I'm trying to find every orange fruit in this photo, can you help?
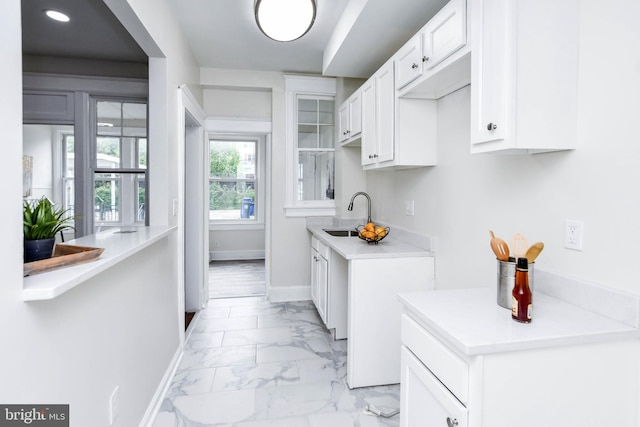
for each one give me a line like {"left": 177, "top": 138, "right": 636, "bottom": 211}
{"left": 375, "top": 226, "right": 387, "bottom": 239}
{"left": 361, "top": 230, "right": 376, "bottom": 239}
{"left": 364, "top": 222, "right": 375, "bottom": 232}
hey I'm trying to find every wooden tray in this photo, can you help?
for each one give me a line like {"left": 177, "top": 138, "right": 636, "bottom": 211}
{"left": 23, "top": 244, "right": 105, "bottom": 277}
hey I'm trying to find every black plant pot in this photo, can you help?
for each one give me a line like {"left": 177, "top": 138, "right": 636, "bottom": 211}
{"left": 24, "top": 238, "right": 55, "bottom": 263}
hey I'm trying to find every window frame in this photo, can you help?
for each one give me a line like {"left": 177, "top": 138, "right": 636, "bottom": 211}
{"left": 284, "top": 75, "right": 337, "bottom": 217}
{"left": 91, "top": 97, "right": 149, "bottom": 230}
{"left": 208, "top": 136, "right": 263, "bottom": 227}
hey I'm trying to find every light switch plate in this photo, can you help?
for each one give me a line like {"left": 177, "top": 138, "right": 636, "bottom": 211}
{"left": 405, "top": 200, "right": 414, "bottom": 216}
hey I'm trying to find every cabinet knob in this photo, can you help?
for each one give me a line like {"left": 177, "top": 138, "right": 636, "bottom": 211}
{"left": 446, "top": 418, "right": 459, "bottom": 427}
{"left": 368, "top": 154, "right": 373, "bottom": 159}
{"left": 373, "top": 154, "right": 378, "bottom": 158}
{"left": 487, "top": 122, "right": 497, "bottom": 131}
{"left": 411, "top": 63, "right": 418, "bottom": 69}
{"left": 422, "top": 56, "right": 430, "bottom": 62}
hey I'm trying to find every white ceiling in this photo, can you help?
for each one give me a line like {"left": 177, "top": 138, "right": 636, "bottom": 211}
{"left": 22, "top": 0, "right": 449, "bottom": 79}
{"left": 168, "top": 0, "right": 449, "bottom": 78}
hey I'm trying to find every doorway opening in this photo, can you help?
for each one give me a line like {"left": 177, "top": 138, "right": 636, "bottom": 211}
{"left": 207, "top": 128, "right": 269, "bottom": 299}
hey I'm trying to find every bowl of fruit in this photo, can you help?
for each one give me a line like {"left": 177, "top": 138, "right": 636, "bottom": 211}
{"left": 356, "top": 222, "right": 390, "bottom": 244}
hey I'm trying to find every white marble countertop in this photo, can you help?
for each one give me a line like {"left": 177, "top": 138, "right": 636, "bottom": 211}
{"left": 23, "top": 226, "right": 177, "bottom": 301}
{"left": 307, "top": 224, "right": 433, "bottom": 260}
{"left": 399, "top": 288, "right": 640, "bottom": 357}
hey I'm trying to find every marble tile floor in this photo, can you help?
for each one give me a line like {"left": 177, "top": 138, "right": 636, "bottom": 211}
{"left": 153, "top": 296, "right": 400, "bottom": 427}
{"left": 209, "top": 260, "right": 266, "bottom": 299}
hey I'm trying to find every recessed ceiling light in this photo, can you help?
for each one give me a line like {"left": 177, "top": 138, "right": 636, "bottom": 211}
{"left": 44, "top": 9, "right": 70, "bottom": 23}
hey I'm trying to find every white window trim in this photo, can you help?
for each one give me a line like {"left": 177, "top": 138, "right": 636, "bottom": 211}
{"left": 205, "top": 118, "right": 270, "bottom": 231}
{"left": 284, "top": 75, "right": 337, "bottom": 218}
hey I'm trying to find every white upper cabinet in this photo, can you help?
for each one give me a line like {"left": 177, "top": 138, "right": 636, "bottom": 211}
{"left": 338, "top": 89, "right": 362, "bottom": 146}
{"left": 395, "top": 34, "right": 423, "bottom": 90}
{"left": 361, "top": 61, "right": 395, "bottom": 166}
{"left": 422, "top": 0, "right": 467, "bottom": 71}
{"left": 397, "top": 0, "right": 470, "bottom": 99}
{"left": 470, "top": 0, "right": 579, "bottom": 153}
{"left": 361, "top": 59, "right": 437, "bottom": 170}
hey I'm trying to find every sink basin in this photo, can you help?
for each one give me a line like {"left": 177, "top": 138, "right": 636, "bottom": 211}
{"left": 323, "top": 229, "right": 359, "bottom": 237}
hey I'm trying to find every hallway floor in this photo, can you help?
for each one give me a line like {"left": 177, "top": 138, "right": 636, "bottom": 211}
{"left": 153, "top": 296, "right": 400, "bottom": 426}
{"left": 209, "top": 260, "right": 266, "bottom": 299}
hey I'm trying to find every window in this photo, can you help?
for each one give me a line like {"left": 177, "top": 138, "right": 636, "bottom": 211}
{"left": 94, "top": 100, "right": 148, "bottom": 228}
{"left": 209, "top": 139, "right": 258, "bottom": 221}
{"left": 297, "top": 96, "right": 335, "bottom": 201}
{"left": 284, "top": 75, "right": 337, "bottom": 217}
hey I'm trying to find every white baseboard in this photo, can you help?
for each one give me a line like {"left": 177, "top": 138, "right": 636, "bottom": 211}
{"left": 209, "top": 250, "right": 265, "bottom": 261}
{"left": 139, "top": 345, "right": 183, "bottom": 427}
{"left": 268, "top": 285, "right": 311, "bottom": 303}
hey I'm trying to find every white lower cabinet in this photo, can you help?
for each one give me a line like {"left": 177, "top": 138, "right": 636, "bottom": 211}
{"left": 401, "top": 347, "right": 468, "bottom": 427}
{"left": 347, "top": 257, "right": 435, "bottom": 388}
{"left": 310, "top": 236, "right": 348, "bottom": 339}
{"left": 310, "top": 238, "right": 328, "bottom": 323}
{"left": 400, "top": 310, "right": 640, "bottom": 427}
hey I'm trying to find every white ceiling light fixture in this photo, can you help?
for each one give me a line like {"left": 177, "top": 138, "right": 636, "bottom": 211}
{"left": 255, "top": 0, "right": 317, "bottom": 42}
{"left": 44, "top": 9, "right": 70, "bottom": 22}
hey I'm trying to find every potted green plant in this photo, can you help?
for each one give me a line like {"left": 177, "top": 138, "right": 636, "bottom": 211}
{"left": 23, "top": 197, "right": 74, "bottom": 263}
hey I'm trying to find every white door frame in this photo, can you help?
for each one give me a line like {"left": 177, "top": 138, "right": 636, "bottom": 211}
{"left": 178, "top": 85, "right": 208, "bottom": 311}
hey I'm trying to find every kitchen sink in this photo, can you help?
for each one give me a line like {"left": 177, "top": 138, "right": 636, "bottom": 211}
{"left": 323, "top": 229, "right": 359, "bottom": 237}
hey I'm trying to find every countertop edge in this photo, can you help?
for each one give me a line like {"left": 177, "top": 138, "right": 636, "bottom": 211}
{"left": 23, "top": 226, "right": 177, "bottom": 301}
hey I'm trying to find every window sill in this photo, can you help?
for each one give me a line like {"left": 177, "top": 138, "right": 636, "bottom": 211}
{"left": 284, "top": 205, "right": 336, "bottom": 218}
{"left": 209, "top": 222, "right": 265, "bottom": 231}
{"left": 22, "top": 226, "right": 177, "bottom": 301}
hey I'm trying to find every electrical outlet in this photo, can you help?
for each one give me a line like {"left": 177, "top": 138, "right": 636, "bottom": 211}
{"left": 405, "top": 200, "right": 415, "bottom": 216}
{"left": 565, "top": 220, "right": 584, "bottom": 251}
{"left": 109, "top": 386, "right": 119, "bottom": 425}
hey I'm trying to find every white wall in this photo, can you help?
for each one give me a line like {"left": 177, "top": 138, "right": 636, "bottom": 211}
{"left": 367, "top": 0, "right": 640, "bottom": 294}
{"left": 22, "top": 125, "right": 55, "bottom": 200}
{"left": 0, "top": 0, "right": 202, "bottom": 425}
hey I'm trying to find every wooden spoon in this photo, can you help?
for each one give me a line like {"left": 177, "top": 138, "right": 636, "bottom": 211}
{"left": 525, "top": 242, "right": 544, "bottom": 264}
{"left": 489, "top": 231, "right": 510, "bottom": 262}
{"left": 510, "top": 233, "right": 529, "bottom": 259}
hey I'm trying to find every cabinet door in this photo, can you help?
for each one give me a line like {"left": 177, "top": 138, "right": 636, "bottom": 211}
{"left": 348, "top": 92, "right": 362, "bottom": 138}
{"left": 316, "top": 254, "right": 328, "bottom": 324}
{"left": 422, "top": 0, "right": 467, "bottom": 71}
{"left": 376, "top": 61, "right": 395, "bottom": 163}
{"left": 470, "top": 0, "right": 509, "bottom": 146}
{"left": 400, "top": 347, "right": 468, "bottom": 427}
{"left": 395, "top": 34, "right": 423, "bottom": 89}
{"left": 361, "top": 78, "right": 377, "bottom": 166}
{"left": 310, "top": 247, "right": 319, "bottom": 308}
{"left": 338, "top": 102, "right": 350, "bottom": 143}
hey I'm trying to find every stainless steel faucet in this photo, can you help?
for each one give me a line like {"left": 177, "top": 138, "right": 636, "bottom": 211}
{"left": 348, "top": 191, "right": 372, "bottom": 223}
